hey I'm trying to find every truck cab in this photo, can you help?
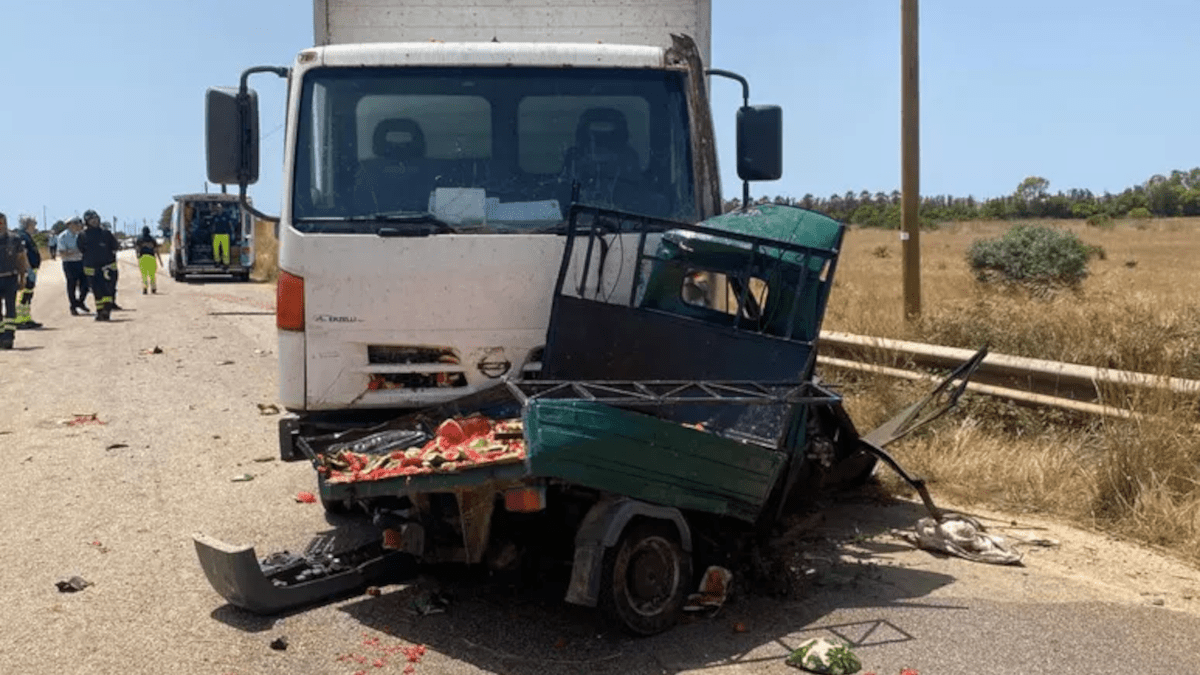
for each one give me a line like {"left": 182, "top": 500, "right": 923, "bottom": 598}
{"left": 204, "top": 0, "right": 782, "bottom": 450}
{"left": 168, "top": 193, "right": 255, "bottom": 282}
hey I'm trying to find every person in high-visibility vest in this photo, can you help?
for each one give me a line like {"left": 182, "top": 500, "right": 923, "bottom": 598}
{"left": 77, "top": 210, "right": 119, "bottom": 322}
{"left": 0, "top": 213, "right": 31, "bottom": 348}
{"left": 211, "top": 210, "right": 234, "bottom": 268}
{"left": 135, "top": 227, "right": 163, "bottom": 294}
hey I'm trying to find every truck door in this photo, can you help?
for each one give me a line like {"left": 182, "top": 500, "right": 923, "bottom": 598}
{"left": 173, "top": 203, "right": 187, "bottom": 267}
{"left": 241, "top": 209, "right": 254, "bottom": 269}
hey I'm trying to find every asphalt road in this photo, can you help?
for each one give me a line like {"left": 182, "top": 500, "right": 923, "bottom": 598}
{"left": 3, "top": 252, "right": 1200, "bottom": 675}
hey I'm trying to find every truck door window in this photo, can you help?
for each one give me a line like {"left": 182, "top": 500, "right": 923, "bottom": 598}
{"left": 518, "top": 96, "right": 648, "bottom": 174}
{"left": 356, "top": 95, "right": 491, "bottom": 161}
{"left": 681, "top": 271, "right": 769, "bottom": 322}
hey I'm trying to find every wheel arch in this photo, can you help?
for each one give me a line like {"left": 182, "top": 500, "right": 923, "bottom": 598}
{"left": 564, "top": 496, "right": 691, "bottom": 607}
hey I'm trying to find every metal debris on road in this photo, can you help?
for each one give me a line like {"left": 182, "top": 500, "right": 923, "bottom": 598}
{"left": 64, "top": 413, "right": 105, "bottom": 426}
{"left": 295, "top": 492, "right": 317, "bottom": 504}
{"left": 257, "top": 403, "right": 281, "bottom": 415}
{"left": 105, "top": 443, "right": 129, "bottom": 450}
{"left": 231, "top": 473, "right": 255, "bottom": 482}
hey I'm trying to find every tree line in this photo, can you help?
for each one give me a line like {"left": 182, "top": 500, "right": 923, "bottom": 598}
{"left": 722, "top": 168, "right": 1200, "bottom": 227}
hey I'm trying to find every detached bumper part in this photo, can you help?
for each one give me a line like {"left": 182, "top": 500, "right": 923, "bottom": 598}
{"left": 192, "top": 532, "right": 417, "bottom": 614}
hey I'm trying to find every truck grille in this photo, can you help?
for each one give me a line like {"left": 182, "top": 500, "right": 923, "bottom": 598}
{"left": 368, "top": 345, "right": 460, "bottom": 365}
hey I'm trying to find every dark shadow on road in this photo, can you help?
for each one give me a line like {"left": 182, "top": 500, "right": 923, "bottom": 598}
{"left": 186, "top": 278, "right": 253, "bottom": 285}
{"left": 329, "top": 495, "right": 962, "bottom": 675}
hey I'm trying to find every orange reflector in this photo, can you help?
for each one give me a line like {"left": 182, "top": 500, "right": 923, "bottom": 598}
{"left": 504, "top": 486, "right": 546, "bottom": 513}
{"left": 277, "top": 270, "right": 305, "bottom": 331}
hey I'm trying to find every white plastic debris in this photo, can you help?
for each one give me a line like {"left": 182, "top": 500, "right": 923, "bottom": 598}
{"left": 902, "top": 512, "right": 1023, "bottom": 565}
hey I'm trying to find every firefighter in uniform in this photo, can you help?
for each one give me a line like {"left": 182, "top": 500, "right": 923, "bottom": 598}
{"left": 15, "top": 216, "right": 44, "bottom": 330}
{"left": 77, "top": 210, "right": 120, "bottom": 321}
{"left": 0, "top": 213, "right": 31, "bottom": 348}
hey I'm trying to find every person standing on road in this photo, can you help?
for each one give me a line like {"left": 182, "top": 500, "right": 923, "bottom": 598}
{"left": 57, "top": 217, "right": 91, "bottom": 315}
{"left": 14, "top": 216, "right": 43, "bottom": 330}
{"left": 211, "top": 209, "right": 234, "bottom": 268}
{"left": 77, "top": 210, "right": 119, "bottom": 321}
{"left": 48, "top": 222, "right": 59, "bottom": 261}
{"left": 135, "top": 226, "right": 163, "bottom": 294}
{"left": 102, "top": 222, "right": 124, "bottom": 310}
{"left": 0, "top": 213, "right": 31, "bottom": 349}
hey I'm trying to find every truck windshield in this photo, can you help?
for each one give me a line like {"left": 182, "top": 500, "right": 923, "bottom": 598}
{"left": 292, "top": 67, "right": 696, "bottom": 234}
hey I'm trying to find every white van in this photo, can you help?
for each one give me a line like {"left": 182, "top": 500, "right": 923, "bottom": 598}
{"left": 168, "top": 193, "right": 255, "bottom": 281}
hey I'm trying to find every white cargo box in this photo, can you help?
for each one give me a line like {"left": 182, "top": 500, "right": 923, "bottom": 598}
{"left": 314, "top": 0, "right": 711, "bottom": 66}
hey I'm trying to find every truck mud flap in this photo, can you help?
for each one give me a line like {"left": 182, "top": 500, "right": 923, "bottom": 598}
{"left": 193, "top": 532, "right": 418, "bottom": 615}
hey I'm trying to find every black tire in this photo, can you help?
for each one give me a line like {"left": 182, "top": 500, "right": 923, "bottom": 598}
{"left": 600, "top": 521, "right": 692, "bottom": 636}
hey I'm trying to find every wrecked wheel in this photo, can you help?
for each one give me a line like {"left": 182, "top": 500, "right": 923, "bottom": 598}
{"left": 601, "top": 521, "right": 692, "bottom": 636}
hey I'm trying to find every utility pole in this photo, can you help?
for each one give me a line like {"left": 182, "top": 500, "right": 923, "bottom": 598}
{"left": 901, "top": 0, "right": 922, "bottom": 319}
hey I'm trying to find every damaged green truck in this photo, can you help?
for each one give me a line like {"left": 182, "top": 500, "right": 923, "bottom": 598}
{"left": 194, "top": 203, "right": 984, "bottom": 635}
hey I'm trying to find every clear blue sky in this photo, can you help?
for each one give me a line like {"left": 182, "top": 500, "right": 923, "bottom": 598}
{"left": 2, "top": 1, "right": 1197, "bottom": 232}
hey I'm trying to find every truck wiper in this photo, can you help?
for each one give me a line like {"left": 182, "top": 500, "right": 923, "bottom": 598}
{"left": 367, "top": 212, "right": 456, "bottom": 236}
{"left": 530, "top": 221, "right": 571, "bottom": 234}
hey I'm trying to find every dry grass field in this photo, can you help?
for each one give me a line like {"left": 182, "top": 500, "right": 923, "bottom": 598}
{"left": 251, "top": 218, "right": 279, "bottom": 282}
{"left": 825, "top": 217, "right": 1200, "bottom": 563}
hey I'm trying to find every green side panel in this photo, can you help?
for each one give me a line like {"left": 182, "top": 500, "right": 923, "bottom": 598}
{"left": 524, "top": 400, "right": 785, "bottom": 522}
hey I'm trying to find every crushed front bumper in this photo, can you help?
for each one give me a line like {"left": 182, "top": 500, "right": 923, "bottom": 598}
{"left": 192, "top": 532, "right": 417, "bottom": 614}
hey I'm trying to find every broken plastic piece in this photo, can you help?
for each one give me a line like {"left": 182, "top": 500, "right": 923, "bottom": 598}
{"left": 900, "top": 513, "right": 1023, "bottom": 565}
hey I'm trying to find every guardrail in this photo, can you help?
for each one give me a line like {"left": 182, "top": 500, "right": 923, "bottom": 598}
{"left": 816, "top": 331, "right": 1200, "bottom": 420}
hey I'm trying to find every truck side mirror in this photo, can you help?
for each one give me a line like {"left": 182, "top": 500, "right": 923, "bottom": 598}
{"left": 736, "top": 105, "right": 782, "bottom": 182}
{"left": 206, "top": 86, "right": 260, "bottom": 186}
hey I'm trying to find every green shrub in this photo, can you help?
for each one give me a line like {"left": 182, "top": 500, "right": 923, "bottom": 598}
{"left": 1127, "top": 206, "right": 1152, "bottom": 220}
{"left": 1086, "top": 212, "right": 1114, "bottom": 228}
{"left": 967, "top": 224, "right": 1091, "bottom": 288}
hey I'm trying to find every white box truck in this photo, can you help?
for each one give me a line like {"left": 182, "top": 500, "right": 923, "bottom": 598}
{"left": 204, "top": 0, "right": 783, "bottom": 452}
